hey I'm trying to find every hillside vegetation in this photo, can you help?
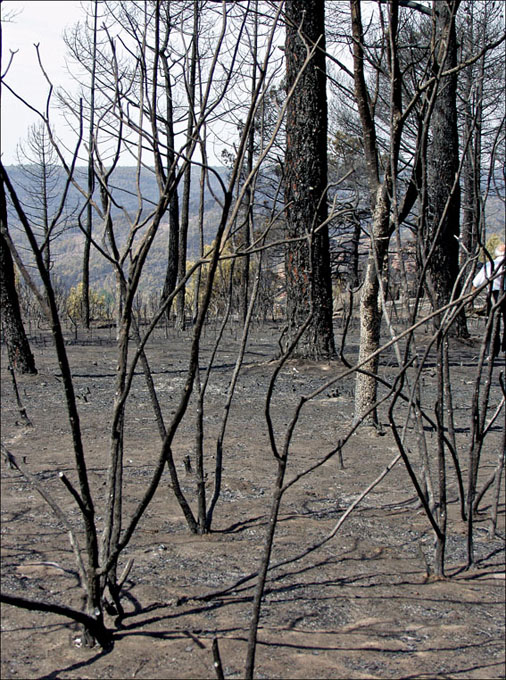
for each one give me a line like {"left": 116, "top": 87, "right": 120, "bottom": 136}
{"left": 5, "top": 165, "right": 227, "bottom": 293}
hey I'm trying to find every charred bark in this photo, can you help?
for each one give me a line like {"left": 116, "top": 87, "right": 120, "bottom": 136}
{"left": 161, "top": 73, "right": 180, "bottom": 321}
{"left": 426, "top": 0, "right": 468, "bottom": 337}
{"left": 0, "top": 179, "right": 37, "bottom": 375}
{"left": 283, "top": 0, "right": 335, "bottom": 359}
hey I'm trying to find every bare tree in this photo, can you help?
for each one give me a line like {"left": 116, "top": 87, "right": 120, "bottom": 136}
{"left": 15, "top": 123, "right": 66, "bottom": 273}
{"left": 160, "top": 1, "right": 181, "bottom": 322}
{"left": 350, "top": 0, "right": 416, "bottom": 426}
{"left": 175, "top": 0, "right": 200, "bottom": 330}
{"left": 0, "top": 0, "right": 288, "bottom": 645}
{"left": 458, "top": 1, "right": 505, "bottom": 276}
{"left": 81, "top": 0, "right": 99, "bottom": 329}
{"left": 1, "top": 156, "right": 107, "bottom": 642}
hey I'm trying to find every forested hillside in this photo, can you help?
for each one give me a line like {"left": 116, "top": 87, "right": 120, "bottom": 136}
{"left": 5, "top": 163, "right": 503, "bottom": 298}
{"left": 5, "top": 164, "right": 227, "bottom": 292}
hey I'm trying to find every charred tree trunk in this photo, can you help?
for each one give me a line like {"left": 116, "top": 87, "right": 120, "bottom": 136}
{"left": 156, "top": 2, "right": 180, "bottom": 321}
{"left": 176, "top": 0, "right": 199, "bottom": 331}
{"left": 354, "top": 186, "right": 392, "bottom": 425}
{"left": 238, "top": 1, "right": 259, "bottom": 326}
{"left": 350, "top": 0, "right": 401, "bottom": 426}
{"left": 161, "top": 71, "right": 180, "bottom": 320}
{"left": 426, "top": 0, "right": 468, "bottom": 337}
{"left": 283, "top": 0, "right": 335, "bottom": 359}
{"left": 82, "top": 0, "right": 98, "bottom": 329}
{"left": 460, "top": 3, "right": 485, "bottom": 277}
{"left": 0, "top": 181, "right": 37, "bottom": 375}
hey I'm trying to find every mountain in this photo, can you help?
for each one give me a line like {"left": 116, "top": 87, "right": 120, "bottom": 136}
{"left": 4, "top": 164, "right": 504, "bottom": 297}
{"left": 4, "top": 164, "right": 229, "bottom": 294}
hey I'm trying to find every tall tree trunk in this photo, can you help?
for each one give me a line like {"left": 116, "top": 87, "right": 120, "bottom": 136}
{"left": 40, "top": 146, "right": 51, "bottom": 273}
{"left": 283, "top": 0, "right": 335, "bottom": 359}
{"left": 426, "top": 0, "right": 468, "bottom": 337}
{"left": 350, "top": 0, "right": 397, "bottom": 425}
{"left": 161, "top": 71, "right": 180, "bottom": 320}
{"left": 0, "top": 180, "right": 37, "bottom": 375}
{"left": 460, "top": 2, "right": 485, "bottom": 274}
{"left": 354, "top": 185, "right": 391, "bottom": 425}
{"left": 82, "top": 0, "right": 98, "bottom": 329}
{"left": 238, "top": 1, "right": 259, "bottom": 326}
{"left": 176, "top": 0, "right": 199, "bottom": 331}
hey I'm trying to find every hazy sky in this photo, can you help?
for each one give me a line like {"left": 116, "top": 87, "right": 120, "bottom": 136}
{"left": 1, "top": 0, "right": 83, "bottom": 164}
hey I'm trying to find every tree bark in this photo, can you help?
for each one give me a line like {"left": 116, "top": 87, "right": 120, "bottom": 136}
{"left": 82, "top": 0, "right": 98, "bottom": 329}
{"left": 161, "top": 70, "right": 180, "bottom": 320}
{"left": 283, "top": 0, "right": 335, "bottom": 359}
{"left": 426, "top": 0, "right": 468, "bottom": 337}
{"left": 0, "top": 180, "right": 37, "bottom": 375}
{"left": 350, "top": 0, "right": 399, "bottom": 425}
{"left": 353, "top": 185, "right": 391, "bottom": 425}
{"left": 176, "top": 0, "right": 199, "bottom": 331}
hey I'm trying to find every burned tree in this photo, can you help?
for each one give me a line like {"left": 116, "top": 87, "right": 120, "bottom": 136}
{"left": 0, "top": 177, "right": 37, "bottom": 375}
{"left": 283, "top": 0, "right": 335, "bottom": 359}
{"left": 425, "top": 0, "right": 469, "bottom": 337}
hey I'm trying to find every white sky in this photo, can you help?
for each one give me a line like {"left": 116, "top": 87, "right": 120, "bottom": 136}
{"left": 1, "top": 0, "right": 266, "bottom": 169}
{"left": 1, "top": 0, "right": 84, "bottom": 165}
{"left": 1, "top": 0, "right": 376, "bottom": 169}
{"left": 0, "top": 0, "right": 233, "bottom": 167}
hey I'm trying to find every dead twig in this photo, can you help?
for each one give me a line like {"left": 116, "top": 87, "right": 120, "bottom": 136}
{"left": 8, "top": 365, "right": 33, "bottom": 427}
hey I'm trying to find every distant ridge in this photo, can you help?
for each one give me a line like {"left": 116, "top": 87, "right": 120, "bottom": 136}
{"left": 4, "top": 164, "right": 228, "bottom": 294}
